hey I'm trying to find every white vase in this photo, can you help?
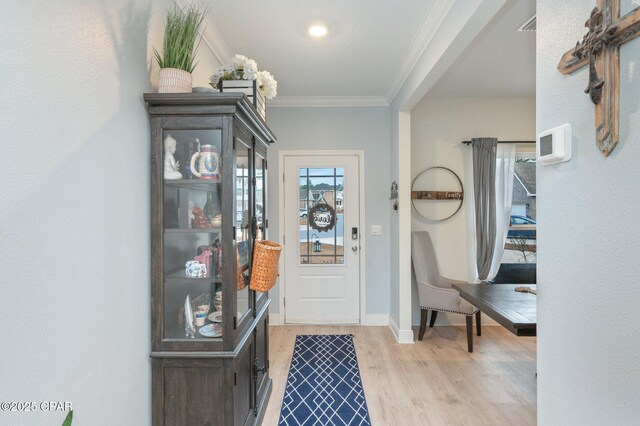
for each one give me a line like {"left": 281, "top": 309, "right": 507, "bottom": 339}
{"left": 158, "top": 68, "right": 192, "bottom": 93}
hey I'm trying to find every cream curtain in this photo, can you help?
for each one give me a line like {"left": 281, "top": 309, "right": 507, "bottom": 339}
{"left": 487, "top": 143, "right": 516, "bottom": 280}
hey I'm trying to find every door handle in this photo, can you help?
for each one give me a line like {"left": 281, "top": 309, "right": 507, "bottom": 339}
{"left": 352, "top": 245, "right": 358, "bottom": 252}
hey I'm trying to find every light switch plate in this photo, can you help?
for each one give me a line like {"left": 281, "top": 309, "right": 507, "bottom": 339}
{"left": 371, "top": 225, "right": 382, "bottom": 236}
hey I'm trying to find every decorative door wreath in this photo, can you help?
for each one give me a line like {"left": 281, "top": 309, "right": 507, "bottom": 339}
{"left": 308, "top": 201, "right": 336, "bottom": 232}
{"left": 411, "top": 166, "right": 464, "bottom": 222}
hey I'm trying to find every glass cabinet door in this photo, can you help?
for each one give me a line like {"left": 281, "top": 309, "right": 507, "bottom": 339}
{"left": 254, "top": 149, "right": 268, "bottom": 308}
{"left": 161, "top": 128, "right": 224, "bottom": 345}
{"left": 234, "top": 138, "right": 252, "bottom": 329}
{"left": 255, "top": 151, "right": 266, "bottom": 240}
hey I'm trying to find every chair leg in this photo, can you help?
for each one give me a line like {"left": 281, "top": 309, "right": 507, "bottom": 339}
{"left": 429, "top": 310, "right": 438, "bottom": 328}
{"left": 466, "top": 315, "right": 473, "bottom": 353}
{"left": 476, "top": 311, "right": 482, "bottom": 336}
{"left": 419, "top": 309, "right": 428, "bottom": 341}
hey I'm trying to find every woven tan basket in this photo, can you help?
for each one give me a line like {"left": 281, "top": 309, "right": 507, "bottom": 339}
{"left": 250, "top": 240, "right": 282, "bottom": 292}
{"left": 236, "top": 248, "right": 248, "bottom": 290}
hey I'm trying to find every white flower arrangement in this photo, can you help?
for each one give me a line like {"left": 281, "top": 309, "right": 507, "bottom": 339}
{"left": 210, "top": 54, "right": 277, "bottom": 99}
{"left": 257, "top": 70, "right": 277, "bottom": 99}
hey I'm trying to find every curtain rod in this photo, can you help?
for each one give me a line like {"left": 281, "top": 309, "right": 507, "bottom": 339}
{"left": 461, "top": 140, "right": 536, "bottom": 145}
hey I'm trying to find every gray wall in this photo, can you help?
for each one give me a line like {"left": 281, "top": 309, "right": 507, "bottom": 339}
{"left": 266, "top": 107, "right": 391, "bottom": 317}
{"left": 538, "top": 0, "right": 640, "bottom": 423}
{"left": 0, "top": 1, "right": 171, "bottom": 424}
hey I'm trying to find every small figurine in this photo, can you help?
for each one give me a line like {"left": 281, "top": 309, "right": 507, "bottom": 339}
{"left": 191, "top": 207, "right": 209, "bottom": 229}
{"left": 194, "top": 249, "right": 212, "bottom": 278}
{"left": 211, "top": 214, "right": 222, "bottom": 228}
{"left": 185, "top": 260, "right": 207, "bottom": 278}
{"left": 164, "top": 134, "right": 183, "bottom": 180}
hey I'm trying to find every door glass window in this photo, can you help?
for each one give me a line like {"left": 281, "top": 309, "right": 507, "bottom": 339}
{"left": 298, "top": 168, "right": 344, "bottom": 265}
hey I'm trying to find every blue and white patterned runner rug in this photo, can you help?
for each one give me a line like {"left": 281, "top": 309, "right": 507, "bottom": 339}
{"left": 279, "top": 334, "right": 371, "bottom": 426}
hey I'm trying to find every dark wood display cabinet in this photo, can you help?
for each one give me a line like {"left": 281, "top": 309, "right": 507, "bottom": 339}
{"left": 144, "top": 93, "right": 275, "bottom": 426}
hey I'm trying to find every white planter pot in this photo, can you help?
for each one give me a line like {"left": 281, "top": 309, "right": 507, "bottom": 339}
{"left": 158, "top": 68, "right": 192, "bottom": 93}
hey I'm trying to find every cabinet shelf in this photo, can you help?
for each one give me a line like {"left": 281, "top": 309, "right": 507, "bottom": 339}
{"left": 163, "top": 325, "right": 224, "bottom": 342}
{"left": 163, "top": 332, "right": 223, "bottom": 341}
{"left": 165, "top": 267, "right": 222, "bottom": 281}
{"left": 165, "top": 277, "right": 222, "bottom": 285}
{"left": 164, "top": 228, "right": 222, "bottom": 234}
{"left": 164, "top": 178, "right": 221, "bottom": 190}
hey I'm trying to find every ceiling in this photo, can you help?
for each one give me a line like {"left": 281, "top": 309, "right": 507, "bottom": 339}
{"left": 200, "top": 0, "right": 536, "bottom": 103}
{"left": 201, "top": 0, "right": 448, "bottom": 102}
{"left": 428, "top": 0, "right": 536, "bottom": 97}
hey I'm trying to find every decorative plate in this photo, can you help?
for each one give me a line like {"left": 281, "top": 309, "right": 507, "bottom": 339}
{"left": 207, "top": 311, "right": 222, "bottom": 323}
{"left": 198, "top": 323, "right": 222, "bottom": 338}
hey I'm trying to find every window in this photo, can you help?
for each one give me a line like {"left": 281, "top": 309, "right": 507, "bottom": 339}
{"left": 298, "top": 167, "right": 344, "bottom": 265}
{"left": 502, "top": 146, "right": 536, "bottom": 264}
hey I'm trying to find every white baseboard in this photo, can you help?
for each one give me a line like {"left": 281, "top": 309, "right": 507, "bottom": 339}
{"left": 398, "top": 329, "right": 414, "bottom": 343}
{"left": 389, "top": 315, "right": 399, "bottom": 339}
{"left": 270, "top": 313, "right": 390, "bottom": 326}
{"left": 389, "top": 315, "right": 414, "bottom": 344}
{"left": 269, "top": 313, "right": 282, "bottom": 325}
{"left": 363, "top": 314, "right": 389, "bottom": 326}
{"left": 269, "top": 313, "right": 389, "bottom": 326}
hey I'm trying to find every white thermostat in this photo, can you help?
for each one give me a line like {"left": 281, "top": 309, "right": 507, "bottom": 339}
{"left": 537, "top": 123, "right": 572, "bottom": 165}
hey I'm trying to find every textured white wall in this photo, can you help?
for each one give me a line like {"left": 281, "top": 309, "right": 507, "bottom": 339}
{"left": 266, "top": 107, "right": 391, "bottom": 318}
{"left": 537, "top": 0, "right": 640, "bottom": 423}
{"left": 0, "top": 1, "right": 219, "bottom": 424}
{"left": 410, "top": 97, "right": 535, "bottom": 325}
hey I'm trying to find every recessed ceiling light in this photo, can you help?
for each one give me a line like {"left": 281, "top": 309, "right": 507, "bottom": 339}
{"left": 308, "top": 24, "right": 329, "bottom": 37}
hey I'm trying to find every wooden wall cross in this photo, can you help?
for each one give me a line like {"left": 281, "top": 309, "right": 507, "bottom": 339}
{"left": 557, "top": 0, "right": 640, "bottom": 156}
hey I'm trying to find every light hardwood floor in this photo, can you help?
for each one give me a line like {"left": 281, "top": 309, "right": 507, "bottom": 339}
{"left": 263, "top": 325, "right": 536, "bottom": 426}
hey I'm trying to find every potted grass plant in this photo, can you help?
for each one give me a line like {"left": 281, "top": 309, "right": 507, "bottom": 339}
{"left": 155, "top": 4, "right": 205, "bottom": 93}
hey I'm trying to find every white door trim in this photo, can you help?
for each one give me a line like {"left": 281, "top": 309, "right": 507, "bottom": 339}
{"left": 278, "top": 150, "right": 366, "bottom": 324}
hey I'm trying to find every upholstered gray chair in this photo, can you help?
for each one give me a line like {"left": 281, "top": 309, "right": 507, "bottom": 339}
{"left": 411, "top": 231, "right": 481, "bottom": 352}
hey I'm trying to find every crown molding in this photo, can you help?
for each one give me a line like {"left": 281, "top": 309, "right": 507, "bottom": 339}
{"left": 174, "top": 0, "right": 453, "bottom": 107}
{"left": 175, "top": 0, "right": 232, "bottom": 66}
{"left": 269, "top": 96, "right": 389, "bottom": 108}
{"left": 386, "top": 0, "right": 455, "bottom": 103}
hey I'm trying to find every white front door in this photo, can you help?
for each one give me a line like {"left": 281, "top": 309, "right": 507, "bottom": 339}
{"left": 283, "top": 154, "right": 361, "bottom": 324}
